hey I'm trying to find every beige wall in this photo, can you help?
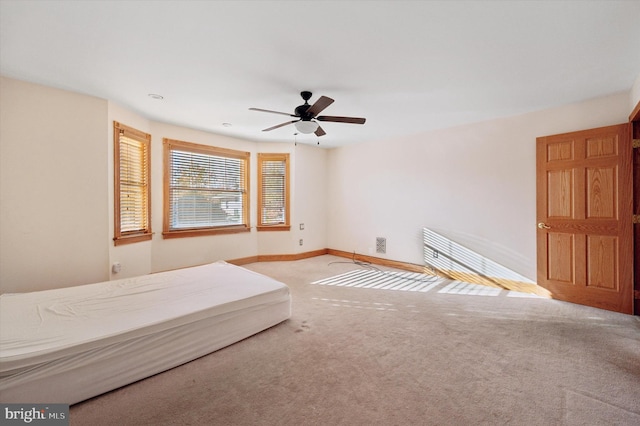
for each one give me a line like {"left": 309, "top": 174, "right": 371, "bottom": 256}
{"left": 631, "top": 72, "right": 640, "bottom": 112}
{"left": 1, "top": 74, "right": 635, "bottom": 293}
{"left": 1, "top": 77, "right": 329, "bottom": 291}
{"left": 0, "top": 77, "right": 109, "bottom": 293}
{"left": 290, "top": 143, "right": 328, "bottom": 253}
{"left": 109, "top": 105, "right": 328, "bottom": 277}
{"left": 326, "top": 91, "right": 631, "bottom": 281}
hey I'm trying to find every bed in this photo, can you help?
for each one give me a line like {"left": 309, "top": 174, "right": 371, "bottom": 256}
{"left": 0, "top": 261, "right": 291, "bottom": 404}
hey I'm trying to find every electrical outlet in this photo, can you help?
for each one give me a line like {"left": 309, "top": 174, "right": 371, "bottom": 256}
{"left": 299, "top": 239, "right": 303, "bottom": 246}
{"left": 300, "top": 223, "right": 304, "bottom": 230}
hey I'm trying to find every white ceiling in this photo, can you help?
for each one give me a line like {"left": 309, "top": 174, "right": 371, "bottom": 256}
{"left": 2, "top": 1, "right": 639, "bottom": 148}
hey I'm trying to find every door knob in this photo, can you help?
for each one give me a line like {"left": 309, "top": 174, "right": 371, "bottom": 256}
{"left": 537, "top": 222, "right": 551, "bottom": 229}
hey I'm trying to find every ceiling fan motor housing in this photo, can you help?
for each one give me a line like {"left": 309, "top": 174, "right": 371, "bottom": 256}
{"left": 296, "top": 91, "right": 313, "bottom": 119}
{"left": 295, "top": 104, "right": 312, "bottom": 119}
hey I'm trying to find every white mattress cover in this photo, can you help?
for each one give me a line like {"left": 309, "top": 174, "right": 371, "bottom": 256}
{"left": 0, "top": 261, "right": 290, "bottom": 376}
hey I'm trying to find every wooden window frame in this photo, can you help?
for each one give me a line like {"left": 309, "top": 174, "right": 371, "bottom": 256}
{"left": 162, "top": 138, "right": 250, "bottom": 239}
{"left": 113, "top": 121, "right": 152, "bottom": 246}
{"left": 257, "top": 153, "right": 291, "bottom": 231}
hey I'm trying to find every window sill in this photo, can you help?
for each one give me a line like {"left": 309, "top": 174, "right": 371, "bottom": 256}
{"left": 256, "top": 225, "right": 291, "bottom": 232}
{"left": 113, "top": 233, "right": 153, "bottom": 246}
{"left": 162, "top": 225, "right": 250, "bottom": 239}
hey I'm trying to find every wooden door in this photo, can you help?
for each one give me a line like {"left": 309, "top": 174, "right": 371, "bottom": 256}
{"left": 536, "top": 123, "right": 633, "bottom": 314}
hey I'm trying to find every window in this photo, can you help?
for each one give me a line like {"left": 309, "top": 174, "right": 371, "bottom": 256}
{"left": 163, "top": 138, "right": 250, "bottom": 238}
{"left": 113, "top": 121, "right": 152, "bottom": 245}
{"left": 257, "top": 153, "right": 290, "bottom": 231}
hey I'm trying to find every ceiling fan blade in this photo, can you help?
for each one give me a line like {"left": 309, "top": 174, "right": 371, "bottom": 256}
{"left": 306, "top": 96, "right": 334, "bottom": 117}
{"left": 317, "top": 115, "right": 366, "bottom": 124}
{"left": 314, "top": 126, "right": 326, "bottom": 137}
{"left": 250, "top": 108, "right": 296, "bottom": 117}
{"left": 262, "top": 120, "right": 297, "bottom": 131}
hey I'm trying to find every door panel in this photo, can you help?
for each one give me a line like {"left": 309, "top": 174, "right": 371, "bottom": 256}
{"left": 547, "top": 232, "right": 575, "bottom": 283}
{"left": 586, "top": 167, "right": 616, "bottom": 218}
{"left": 547, "top": 169, "right": 573, "bottom": 217}
{"left": 585, "top": 235, "right": 617, "bottom": 289}
{"left": 537, "top": 123, "right": 632, "bottom": 314}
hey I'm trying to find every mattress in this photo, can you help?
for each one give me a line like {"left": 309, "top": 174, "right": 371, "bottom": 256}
{"left": 0, "top": 261, "right": 291, "bottom": 404}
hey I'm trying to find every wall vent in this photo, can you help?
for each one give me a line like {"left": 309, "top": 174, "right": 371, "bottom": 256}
{"left": 376, "top": 237, "right": 386, "bottom": 254}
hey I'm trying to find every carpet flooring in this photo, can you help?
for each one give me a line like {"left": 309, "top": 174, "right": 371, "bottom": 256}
{"left": 70, "top": 255, "right": 640, "bottom": 425}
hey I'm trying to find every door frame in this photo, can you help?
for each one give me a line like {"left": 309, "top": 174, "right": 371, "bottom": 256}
{"left": 630, "top": 100, "right": 640, "bottom": 315}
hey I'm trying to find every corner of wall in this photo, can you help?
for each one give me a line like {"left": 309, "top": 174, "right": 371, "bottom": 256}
{"left": 631, "top": 72, "right": 640, "bottom": 112}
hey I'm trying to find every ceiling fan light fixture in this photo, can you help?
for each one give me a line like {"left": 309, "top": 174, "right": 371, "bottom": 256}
{"left": 294, "top": 120, "right": 319, "bottom": 134}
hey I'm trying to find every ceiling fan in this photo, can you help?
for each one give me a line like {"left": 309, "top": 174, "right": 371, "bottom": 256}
{"left": 249, "top": 91, "right": 366, "bottom": 137}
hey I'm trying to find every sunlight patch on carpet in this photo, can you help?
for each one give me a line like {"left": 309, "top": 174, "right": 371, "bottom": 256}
{"left": 311, "top": 297, "right": 399, "bottom": 311}
{"left": 438, "top": 281, "right": 502, "bottom": 296}
{"left": 311, "top": 269, "right": 443, "bottom": 292}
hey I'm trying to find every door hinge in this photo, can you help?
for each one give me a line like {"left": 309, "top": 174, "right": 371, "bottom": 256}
{"left": 634, "top": 215, "right": 640, "bottom": 224}
{"left": 635, "top": 290, "right": 640, "bottom": 300}
{"left": 633, "top": 139, "right": 640, "bottom": 149}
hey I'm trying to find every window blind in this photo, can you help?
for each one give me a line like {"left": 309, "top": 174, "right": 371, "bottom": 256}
{"left": 168, "top": 149, "right": 246, "bottom": 230}
{"left": 260, "top": 159, "right": 286, "bottom": 225}
{"left": 114, "top": 121, "right": 152, "bottom": 246}
{"left": 119, "top": 135, "right": 149, "bottom": 233}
